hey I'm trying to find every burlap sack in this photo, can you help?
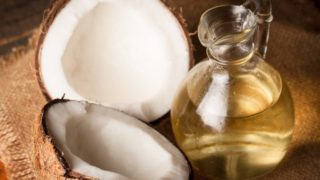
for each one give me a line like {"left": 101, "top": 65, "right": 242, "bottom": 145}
{"left": 0, "top": 0, "right": 319, "bottom": 179}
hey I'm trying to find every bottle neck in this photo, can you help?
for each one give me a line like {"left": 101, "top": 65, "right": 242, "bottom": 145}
{"left": 198, "top": 5, "right": 258, "bottom": 66}
{"left": 206, "top": 28, "right": 256, "bottom": 65}
{"left": 207, "top": 48, "right": 254, "bottom": 66}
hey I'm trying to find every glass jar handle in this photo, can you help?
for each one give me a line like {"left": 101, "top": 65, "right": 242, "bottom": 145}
{"left": 243, "top": 0, "right": 273, "bottom": 58}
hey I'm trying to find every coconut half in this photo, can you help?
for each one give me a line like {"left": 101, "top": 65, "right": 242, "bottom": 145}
{"left": 36, "top": 0, "right": 192, "bottom": 122}
{"left": 40, "top": 99, "right": 189, "bottom": 179}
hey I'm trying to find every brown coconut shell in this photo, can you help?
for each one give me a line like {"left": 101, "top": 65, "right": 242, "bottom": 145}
{"left": 0, "top": 0, "right": 320, "bottom": 179}
{"left": 34, "top": 0, "right": 195, "bottom": 101}
{"left": 37, "top": 98, "right": 97, "bottom": 179}
{"left": 39, "top": 99, "right": 192, "bottom": 179}
{"left": 32, "top": 0, "right": 196, "bottom": 178}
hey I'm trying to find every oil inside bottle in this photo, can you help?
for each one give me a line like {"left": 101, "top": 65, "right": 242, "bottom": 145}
{"left": 171, "top": 60, "right": 294, "bottom": 179}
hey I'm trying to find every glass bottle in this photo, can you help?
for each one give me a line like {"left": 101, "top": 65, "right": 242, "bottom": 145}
{"left": 171, "top": 0, "right": 294, "bottom": 179}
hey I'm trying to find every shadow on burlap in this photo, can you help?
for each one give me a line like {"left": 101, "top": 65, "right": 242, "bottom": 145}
{"left": 0, "top": 0, "right": 319, "bottom": 179}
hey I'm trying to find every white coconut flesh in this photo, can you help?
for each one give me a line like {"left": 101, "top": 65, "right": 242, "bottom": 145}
{"left": 40, "top": 0, "right": 190, "bottom": 122}
{"left": 44, "top": 100, "right": 189, "bottom": 180}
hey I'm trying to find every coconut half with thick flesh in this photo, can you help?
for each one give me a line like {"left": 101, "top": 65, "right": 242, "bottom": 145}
{"left": 39, "top": 99, "right": 189, "bottom": 179}
{"left": 35, "top": 0, "right": 192, "bottom": 122}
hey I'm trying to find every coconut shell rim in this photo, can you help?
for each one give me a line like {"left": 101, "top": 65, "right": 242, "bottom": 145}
{"left": 34, "top": 0, "right": 195, "bottom": 103}
{"left": 35, "top": 0, "right": 194, "bottom": 178}
{"left": 40, "top": 98, "right": 101, "bottom": 179}
{"left": 39, "top": 98, "right": 191, "bottom": 179}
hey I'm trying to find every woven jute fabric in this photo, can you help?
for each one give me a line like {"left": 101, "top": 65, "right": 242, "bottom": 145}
{"left": 0, "top": 0, "right": 319, "bottom": 179}
{"left": 0, "top": 45, "right": 44, "bottom": 179}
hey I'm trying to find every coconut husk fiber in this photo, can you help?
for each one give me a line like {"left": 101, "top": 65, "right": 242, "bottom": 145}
{"left": 0, "top": 0, "right": 319, "bottom": 179}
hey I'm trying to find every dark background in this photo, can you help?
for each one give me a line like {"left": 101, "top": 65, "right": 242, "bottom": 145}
{"left": 0, "top": 0, "right": 49, "bottom": 55}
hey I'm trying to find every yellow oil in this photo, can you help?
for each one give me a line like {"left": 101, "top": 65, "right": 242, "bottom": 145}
{"left": 171, "top": 65, "right": 294, "bottom": 180}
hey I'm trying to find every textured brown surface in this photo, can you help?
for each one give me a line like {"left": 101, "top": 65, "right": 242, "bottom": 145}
{"left": 0, "top": 0, "right": 319, "bottom": 179}
{"left": 0, "top": 0, "right": 50, "bottom": 56}
{"left": 0, "top": 161, "right": 8, "bottom": 180}
{"left": 0, "top": 45, "right": 42, "bottom": 179}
